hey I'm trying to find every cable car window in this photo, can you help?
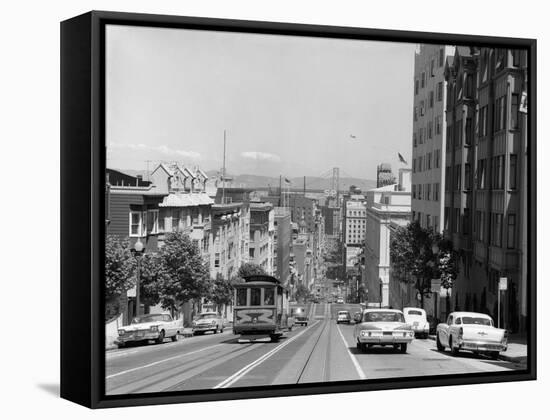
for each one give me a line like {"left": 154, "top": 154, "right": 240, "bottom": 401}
{"left": 236, "top": 288, "right": 247, "bottom": 306}
{"left": 264, "top": 288, "right": 275, "bottom": 305}
{"left": 250, "top": 288, "right": 261, "bottom": 306}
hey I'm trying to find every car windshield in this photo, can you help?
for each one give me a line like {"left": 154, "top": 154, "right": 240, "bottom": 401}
{"left": 131, "top": 314, "right": 164, "bottom": 324}
{"left": 363, "top": 311, "right": 405, "bottom": 323}
{"left": 407, "top": 310, "right": 424, "bottom": 316}
{"left": 338, "top": 311, "right": 349, "bottom": 316}
{"left": 292, "top": 308, "right": 305, "bottom": 315}
{"left": 197, "top": 314, "right": 217, "bottom": 320}
{"left": 461, "top": 316, "right": 492, "bottom": 326}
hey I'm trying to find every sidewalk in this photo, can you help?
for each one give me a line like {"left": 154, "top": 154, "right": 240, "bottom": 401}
{"left": 427, "top": 334, "right": 527, "bottom": 363}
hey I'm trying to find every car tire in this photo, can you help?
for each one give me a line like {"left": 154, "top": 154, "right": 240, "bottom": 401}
{"left": 171, "top": 333, "right": 179, "bottom": 342}
{"left": 156, "top": 330, "right": 165, "bottom": 344}
{"left": 221, "top": 326, "right": 224, "bottom": 333}
{"left": 436, "top": 333, "right": 445, "bottom": 351}
{"left": 393, "top": 344, "right": 399, "bottom": 350}
{"left": 361, "top": 343, "right": 368, "bottom": 353}
{"left": 117, "top": 343, "right": 125, "bottom": 349}
{"left": 400, "top": 343, "right": 407, "bottom": 353}
{"left": 356, "top": 341, "right": 361, "bottom": 350}
{"left": 489, "top": 351, "right": 500, "bottom": 360}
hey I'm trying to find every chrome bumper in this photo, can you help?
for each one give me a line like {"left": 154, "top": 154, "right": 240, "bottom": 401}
{"left": 117, "top": 331, "right": 160, "bottom": 343}
{"left": 460, "top": 340, "right": 507, "bottom": 352}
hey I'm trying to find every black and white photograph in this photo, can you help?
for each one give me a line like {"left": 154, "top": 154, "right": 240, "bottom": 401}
{"left": 103, "top": 23, "right": 531, "bottom": 396}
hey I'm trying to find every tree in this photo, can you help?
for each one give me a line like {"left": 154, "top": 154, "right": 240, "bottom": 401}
{"left": 156, "top": 232, "right": 210, "bottom": 313}
{"left": 138, "top": 253, "right": 163, "bottom": 308}
{"left": 204, "top": 273, "right": 234, "bottom": 308}
{"left": 390, "top": 221, "right": 459, "bottom": 308}
{"left": 295, "top": 284, "right": 311, "bottom": 303}
{"left": 105, "top": 235, "right": 135, "bottom": 320}
{"left": 235, "top": 263, "right": 267, "bottom": 279}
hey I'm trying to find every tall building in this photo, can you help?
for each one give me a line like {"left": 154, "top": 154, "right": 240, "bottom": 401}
{"left": 376, "top": 163, "right": 396, "bottom": 188}
{"left": 363, "top": 169, "right": 412, "bottom": 308}
{"left": 273, "top": 207, "right": 292, "bottom": 285}
{"left": 249, "top": 202, "right": 275, "bottom": 275}
{"left": 444, "top": 47, "right": 528, "bottom": 332}
{"left": 411, "top": 44, "right": 455, "bottom": 232}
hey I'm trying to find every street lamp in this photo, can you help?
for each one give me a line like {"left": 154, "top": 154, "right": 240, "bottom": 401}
{"left": 131, "top": 238, "right": 145, "bottom": 317}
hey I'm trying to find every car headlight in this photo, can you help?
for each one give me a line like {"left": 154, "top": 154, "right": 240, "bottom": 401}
{"left": 360, "top": 330, "right": 368, "bottom": 337}
{"left": 118, "top": 329, "right": 125, "bottom": 335}
{"left": 150, "top": 325, "right": 158, "bottom": 331}
{"left": 211, "top": 320, "right": 217, "bottom": 325}
{"left": 409, "top": 331, "right": 415, "bottom": 337}
{"left": 192, "top": 321, "right": 197, "bottom": 326}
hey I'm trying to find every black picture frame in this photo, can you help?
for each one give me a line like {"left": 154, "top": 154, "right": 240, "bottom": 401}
{"left": 60, "top": 10, "right": 537, "bottom": 409}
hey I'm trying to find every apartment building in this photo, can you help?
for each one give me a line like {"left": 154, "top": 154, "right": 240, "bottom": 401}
{"left": 444, "top": 47, "right": 528, "bottom": 332}
{"left": 412, "top": 44, "right": 455, "bottom": 232}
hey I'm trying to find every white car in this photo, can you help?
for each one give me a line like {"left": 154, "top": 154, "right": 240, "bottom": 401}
{"left": 403, "top": 307, "right": 430, "bottom": 339}
{"left": 354, "top": 309, "right": 414, "bottom": 353}
{"left": 436, "top": 312, "right": 507, "bottom": 359}
{"left": 336, "top": 310, "right": 351, "bottom": 324}
{"left": 192, "top": 312, "right": 224, "bottom": 335}
{"left": 117, "top": 313, "right": 181, "bottom": 347}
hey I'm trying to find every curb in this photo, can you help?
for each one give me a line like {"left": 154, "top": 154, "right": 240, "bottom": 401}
{"left": 426, "top": 334, "right": 526, "bottom": 363}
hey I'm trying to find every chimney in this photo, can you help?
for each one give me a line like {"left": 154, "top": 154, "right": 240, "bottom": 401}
{"left": 136, "top": 175, "right": 143, "bottom": 186}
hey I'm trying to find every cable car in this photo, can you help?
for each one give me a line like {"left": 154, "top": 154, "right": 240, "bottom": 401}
{"left": 232, "top": 275, "right": 294, "bottom": 342}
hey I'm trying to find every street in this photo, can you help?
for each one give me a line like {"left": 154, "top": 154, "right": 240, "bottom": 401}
{"left": 106, "top": 302, "right": 524, "bottom": 395}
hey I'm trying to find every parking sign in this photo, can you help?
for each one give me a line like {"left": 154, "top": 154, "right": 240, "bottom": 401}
{"left": 499, "top": 277, "right": 508, "bottom": 291}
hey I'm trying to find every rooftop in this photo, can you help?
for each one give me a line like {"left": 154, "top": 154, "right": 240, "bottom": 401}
{"left": 158, "top": 192, "right": 215, "bottom": 207}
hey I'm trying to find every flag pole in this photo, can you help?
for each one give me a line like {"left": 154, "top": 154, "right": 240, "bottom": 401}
{"left": 222, "top": 129, "right": 226, "bottom": 204}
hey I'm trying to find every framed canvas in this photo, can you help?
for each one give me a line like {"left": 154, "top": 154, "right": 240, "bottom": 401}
{"left": 60, "top": 10, "right": 536, "bottom": 409}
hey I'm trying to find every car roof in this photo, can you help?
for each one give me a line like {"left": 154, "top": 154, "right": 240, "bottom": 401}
{"left": 363, "top": 308, "right": 404, "bottom": 314}
{"left": 450, "top": 311, "right": 492, "bottom": 318}
{"left": 403, "top": 307, "right": 426, "bottom": 313}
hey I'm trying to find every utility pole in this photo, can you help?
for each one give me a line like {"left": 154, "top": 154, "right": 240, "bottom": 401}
{"left": 303, "top": 176, "right": 306, "bottom": 196}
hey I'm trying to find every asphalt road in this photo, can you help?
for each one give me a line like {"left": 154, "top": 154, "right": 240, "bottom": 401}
{"left": 106, "top": 302, "right": 524, "bottom": 395}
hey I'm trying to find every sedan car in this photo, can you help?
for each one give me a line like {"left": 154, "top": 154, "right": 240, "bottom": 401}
{"left": 403, "top": 307, "right": 430, "bottom": 338}
{"left": 354, "top": 309, "right": 414, "bottom": 353}
{"left": 192, "top": 312, "right": 224, "bottom": 335}
{"left": 436, "top": 312, "right": 507, "bottom": 359}
{"left": 117, "top": 313, "right": 181, "bottom": 347}
{"left": 336, "top": 310, "right": 351, "bottom": 324}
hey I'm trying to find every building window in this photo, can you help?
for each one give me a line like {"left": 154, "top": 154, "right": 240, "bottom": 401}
{"left": 494, "top": 95, "right": 507, "bottom": 131}
{"left": 476, "top": 211, "right": 486, "bottom": 242}
{"left": 427, "top": 152, "right": 432, "bottom": 170}
{"left": 511, "top": 93, "right": 520, "bottom": 129}
{"left": 479, "top": 106, "right": 488, "bottom": 137}
{"left": 415, "top": 79, "right": 419, "bottom": 95}
{"left": 413, "top": 133, "right": 417, "bottom": 147}
{"left": 445, "top": 166, "right": 451, "bottom": 192}
{"left": 129, "top": 211, "right": 142, "bottom": 237}
{"left": 454, "top": 165, "right": 461, "bottom": 191}
{"left": 444, "top": 207, "right": 450, "bottom": 231}
{"left": 420, "top": 100, "right": 425, "bottom": 116}
{"left": 491, "top": 213, "right": 503, "bottom": 247}
{"left": 426, "top": 214, "right": 431, "bottom": 229}
{"left": 421, "top": 72, "right": 426, "bottom": 88}
{"left": 148, "top": 210, "right": 159, "bottom": 234}
{"left": 463, "top": 208, "right": 470, "bottom": 235}
{"left": 492, "top": 155, "right": 505, "bottom": 190}
{"left": 214, "top": 252, "right": 220, "bottom": 268}
{"left": 412, "top": 185, "right": 416, "bottom": 199}
{"left": 435, "top": 149, "right": 441, "bottom": 168}
{"left": 418, "top": 184, "right": 422, "bottom": 200}
{"left": 512, "top": 50, "right": 521, "bottom": 67}
{"left": 418, "top": 156, "right": 423, "bottom": 172}
{"left": 455, "top": 120, "right": 462, "bottom": 149}
{"left": 465, "top": 117, "right": 473, "bottom": 146}
{"left": 171, "top": 209, "right": 180, "bottom": 232}
{"left": 429, "top": 90, "right": 434, "bottom": 108}
{"left": 430, "top": 59, "right": 435, "bottom": 77}
{"left": 437, "top": 81, "right": 443, "bottom": 101}
{"left": 477, "top": 159, "right": 486, "bottom": 189}
{"left": 464, "top": 163, "right": 471, "bottom": 190}
{"left": 507, "top": 214, "right": 516, "bottom": 249}
{"left": 434, "top": 183, "right": 440, "bottom": 201}
{"left": 446, "top": 125, "right": 452, "bottom": 150}
{"left": 428, "top": 122, "right": 433, "bottom": 139}
{"left": 465, "top": 74, "right": 474, "bottom": 98}
{"left": 427, "top": 183, "right": 431, "bottom": 200}
{"left": 439, "top": 48, "right": 445, "bottom": 67}
{"left": 509, "top": 154, "right": 518, "bottom": 189}
{"left": 454, "top": 208, "right": 460, "bottom": 233}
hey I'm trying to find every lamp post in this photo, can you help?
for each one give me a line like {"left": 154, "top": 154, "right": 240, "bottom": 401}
{"left": 131, "top": 238, "right": 145, "bottom": 317}
{"left": 431, "top": 242, "right": 440, "bottom": 320}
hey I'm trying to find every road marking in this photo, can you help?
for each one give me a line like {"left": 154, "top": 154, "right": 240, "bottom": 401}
{"left": 106, "top": 343, "right": 223, "bottom": 379}
{"left": 214, "top": 320, "right": 321, "bottom": 389}
{"left": 336, "top": 325, "right": 366, "bottom": 380}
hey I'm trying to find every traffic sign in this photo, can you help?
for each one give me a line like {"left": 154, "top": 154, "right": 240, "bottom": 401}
{"left": 499, "top": 277, "right": 508, "bottom": 291}
{"left": 430, "top": 279, "right": 441, "bottom": 293}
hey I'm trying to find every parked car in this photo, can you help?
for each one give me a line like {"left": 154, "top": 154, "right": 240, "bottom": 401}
{"left": 435, "top": 312, "right": 507, "bottom": 359}
{"left": 336, "top": 310, "right": 351, "bottom": 324}
{"left": 117, "top": 313, "right": 181, "bottom": 347}
{"left": 336, "top": 297, "right": 344, "bottom": 304}
{"left": 354, "top": 309, "right": 414, "bottom": 353}
{"left": 192, "top": 312, "right": 224, "bottom": 335}
{"left": 292, "top": 307, "right": 309, "bottom": 326}
{"left": 403, "top": 307, "right": 430, "bottom": 338}
{"left": 353, "top": 311, "right": 362, "bottom": 323}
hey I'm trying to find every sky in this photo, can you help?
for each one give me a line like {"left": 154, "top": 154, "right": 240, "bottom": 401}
{"left": 106, "top": 25, "right": 416, "bottom": 180}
